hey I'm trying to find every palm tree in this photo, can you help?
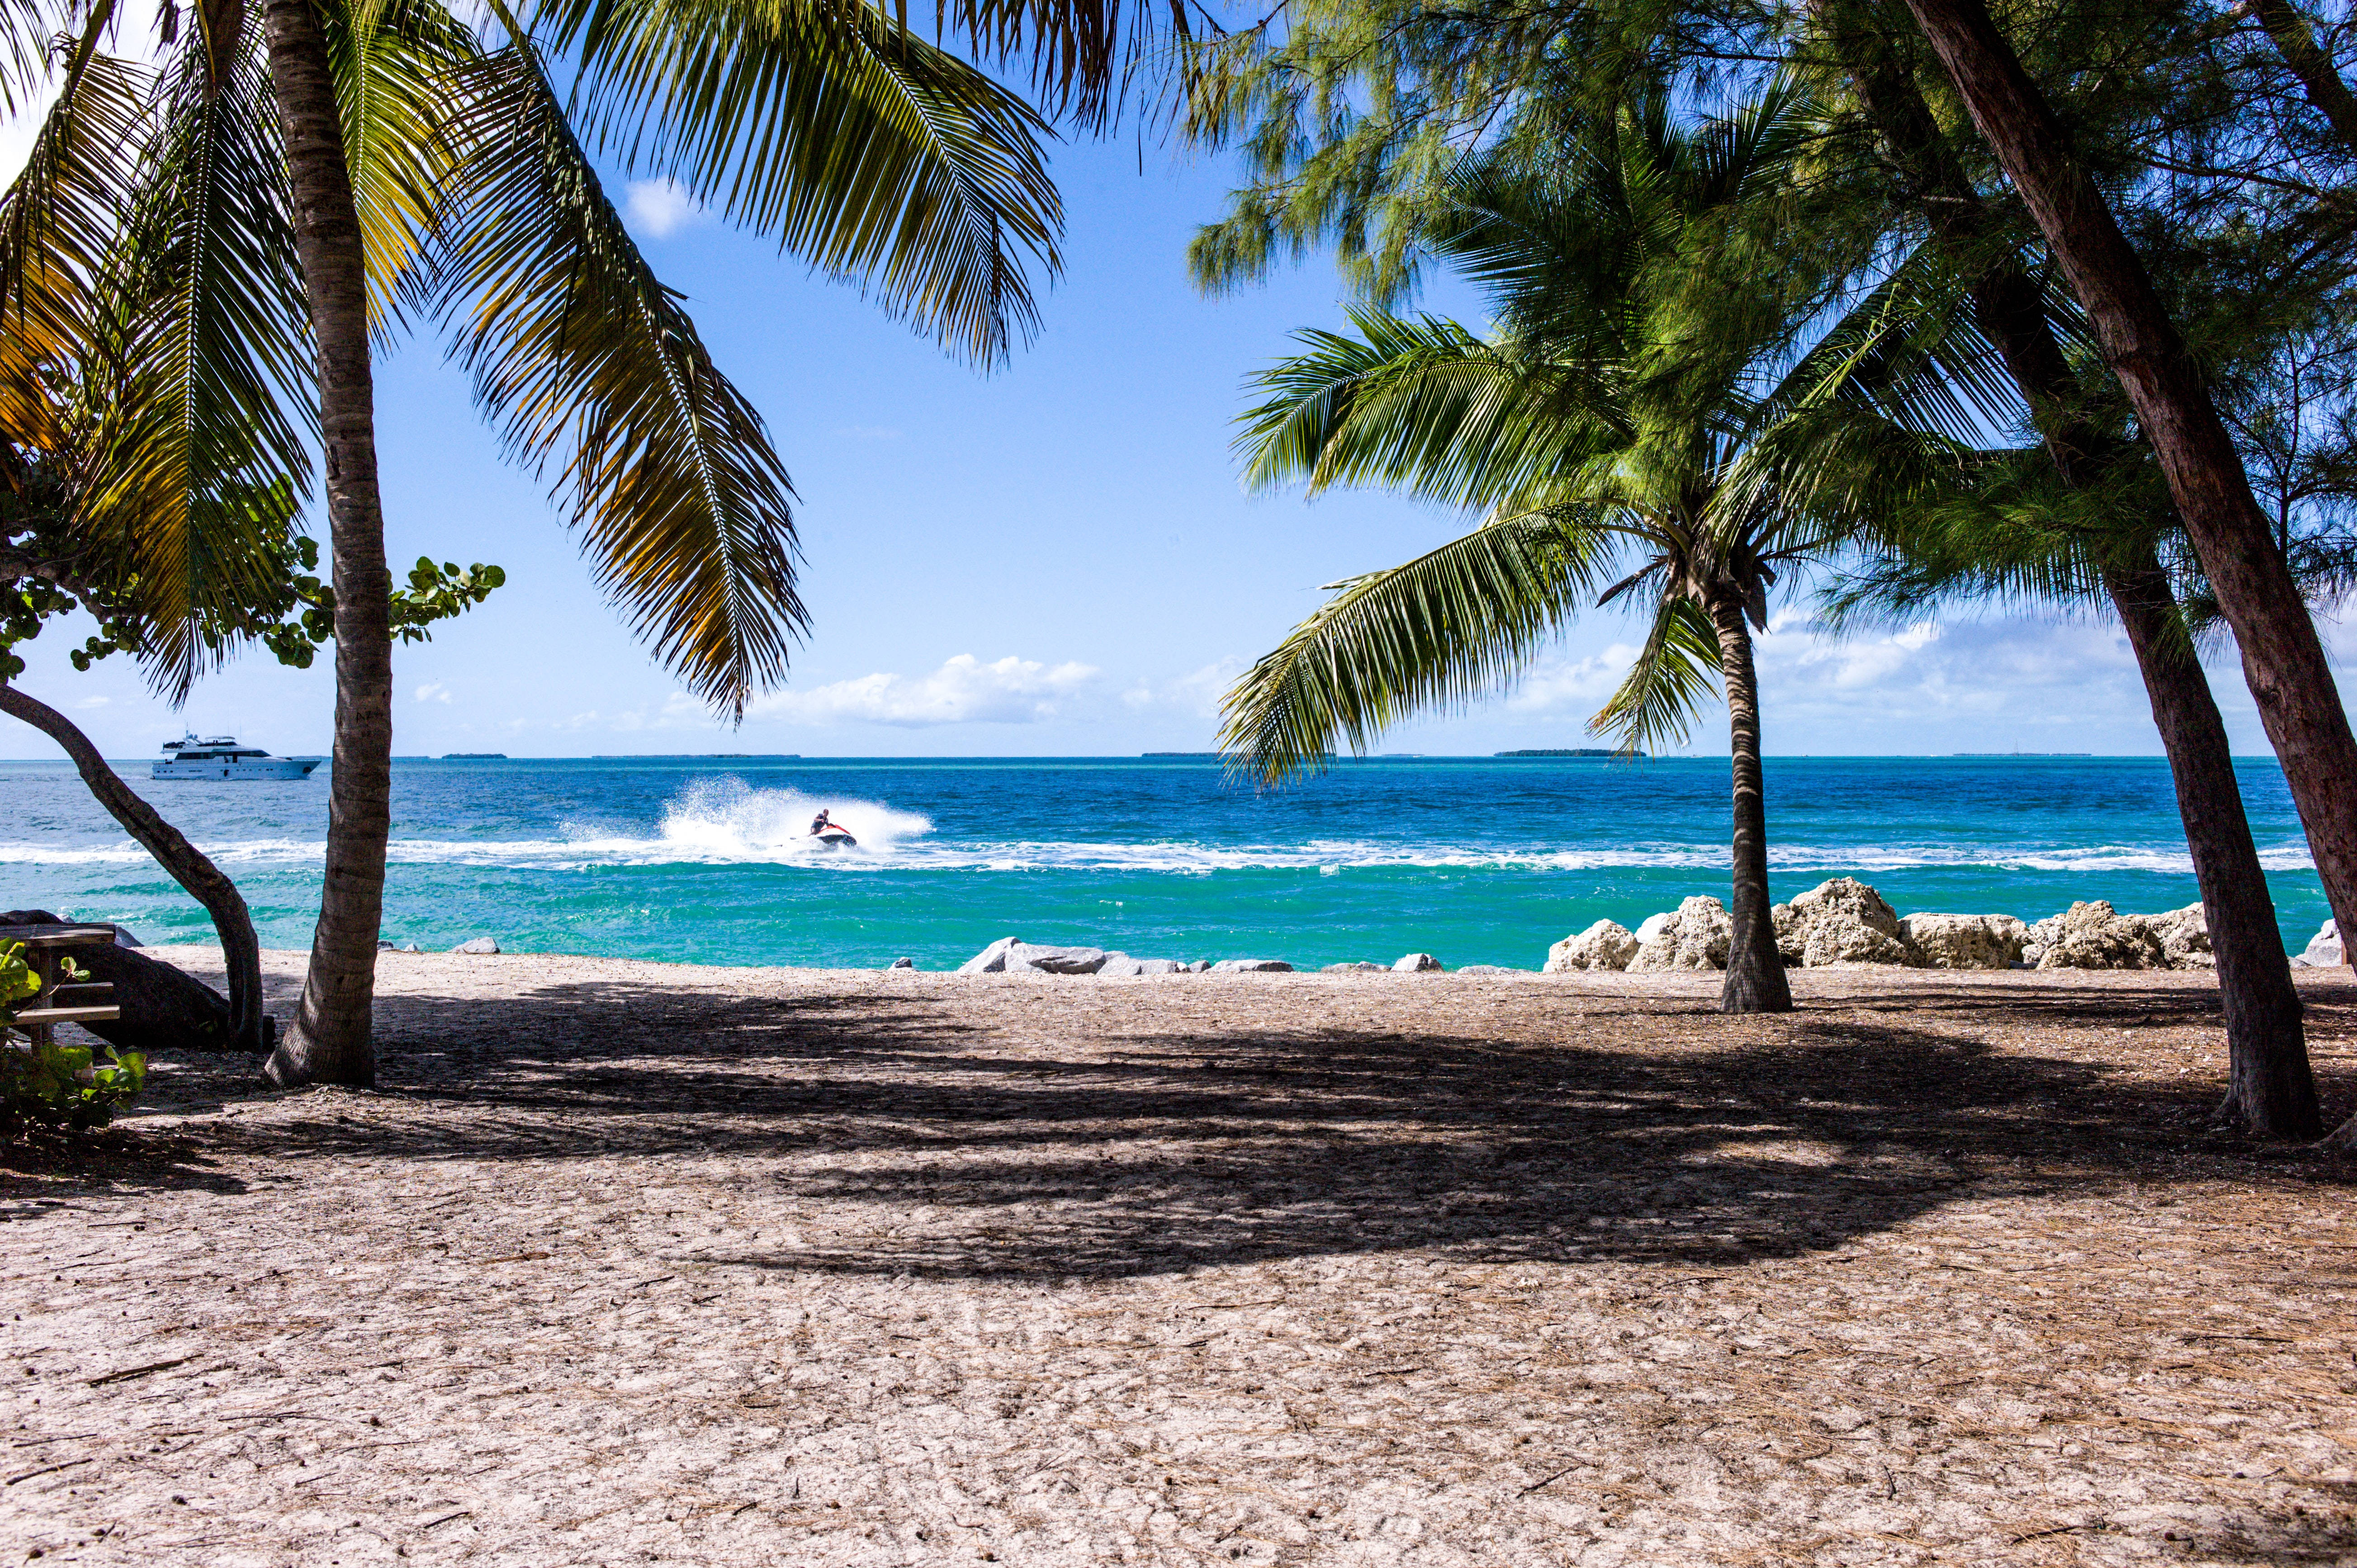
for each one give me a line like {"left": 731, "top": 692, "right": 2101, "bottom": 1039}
{"left": 1220, "top": 87, "right": 2002, "bottom": 1014}
{"left": 0, "top": 0, "right": 1100, "bottom": 1084}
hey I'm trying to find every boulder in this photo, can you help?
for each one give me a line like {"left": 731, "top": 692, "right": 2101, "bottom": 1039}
{"left": 1096, "top": 954, "right": 1185, "bottom": 977}
{"left": 2138, "top": 904, "right": 2212, "bottom": 969}
{"left": 1322, "top": 962, "right": 1388, "bottom": 973}
{"left": 451, "top": 936, "right": 500, "bottom": 955}
{"left": 1545, "top": 919, "right": 1638, "bottom": 973}
{"left": 956, "top": 937, "right": 1023, "bottom": 974}
{"left": 1184, "top": 960, "right": 1213, "bottom": 973}
{"left": 1789, "top": 876, "right": 1904, "bottom": 936}
{"left": 1802, "top": 917, "right": 1916, "bottom": 968}
{"left": 1210, "top": 959, "right": 1293, "bottom": 973}
{"left": 1758, "top": 878, "right": 1921, "bottom": 969}
{"left": 2299, "top": 919, "right": 2343, "bottom": 968}
{"left": 1003, "top": 944, "right": 1108, "bottom": 975}
{"left": 1898, "top": 913, "right": 2029, "bottom": 971}
{"left": 1633, "top": 912, "right": 1675, "bottom": 946}
{"left": 1629, "top": 896, "right": 1732, "bottom": 972}
{"left": 2031, "top": 901, "right": 2163, "bottom": 971}
{"left": 887, "top": 957, "right": 914, "bottom": 969}
{"left": 1393, "top": 952, "right": 1443, "bottom": 973}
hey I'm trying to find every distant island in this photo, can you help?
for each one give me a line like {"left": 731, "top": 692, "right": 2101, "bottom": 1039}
{"left": 588, "top": 753, "right": 801, "bottom": 760}
{"left": 1953, "top": 752, "right": 2094, "bottom": 757}
{"left": 1495, "top": 748, "right": 1640, "bottom": 758}
{"left": 442, "top": 752, "right": 508, "bottom": 760}
{"left": 1142, "top": 751, "right": 1335, "bottom": 760}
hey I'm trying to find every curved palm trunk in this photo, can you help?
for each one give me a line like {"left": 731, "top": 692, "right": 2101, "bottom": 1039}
{"left": 263, "top": 0, "right": 391, "bottom": 1088}
{"left": 0, "top": 680, "right": 270, "bottom": 1051}
{"left": 2107, "top": 563, "right": 2321, "bottom": 1138}
{"left": 1704, "top": 590, "right": 1793, "bottom": 1014}
{"left": 1901, "top": 0, "right": 2357, "bottom": 973}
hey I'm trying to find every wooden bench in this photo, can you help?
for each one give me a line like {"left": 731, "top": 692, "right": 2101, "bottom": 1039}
{"left": 0, "top": 925, "right": 123, "bottom": 1048}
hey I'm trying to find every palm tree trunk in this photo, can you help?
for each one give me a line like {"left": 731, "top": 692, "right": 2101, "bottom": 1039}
{"left": 0, "top": 680, "right": 270, "bottom": 1051}
{"left": 1900, "top": 0, "right": 2357, "bottom": 971}
{"left": 1704, "top": 590, "right": 1792, "bottom": 1014}
{"left": 262, "top": 0, "right": 391, "bottom": 1088}
{"left": 2106, "top": 562, "right": 2321, "bottom": 1138}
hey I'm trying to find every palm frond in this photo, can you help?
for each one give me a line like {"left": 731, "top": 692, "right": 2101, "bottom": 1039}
{"left": 1590, "top": 592, "right": 1719, "bottom": 755}
{"left": 425, "top": 23, "right": 804, "bottom": 717}
{"left": 77, "top": 17, "right": 314, "bottom": 696}
{"left": 0, "top": 11, "right": 141, "bottom": 452}
{"left": 323, "top": 0, "right": 466, "bottom": 344}
{"left": 1217, "top": 510, "right": 1614, "bottom": 785}
{"left": 523, "top": 0, "right": 1060, "bottom": 365}
{"left": 1238, "top": 307, "right": 1628, "bottom": 511}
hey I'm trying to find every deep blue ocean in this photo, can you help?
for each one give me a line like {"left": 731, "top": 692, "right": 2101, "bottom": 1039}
{"left": 0, "top": 755, "right": 2331, "bottom": 969}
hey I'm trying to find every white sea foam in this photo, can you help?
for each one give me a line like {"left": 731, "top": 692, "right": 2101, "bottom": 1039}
{"left": 0, "top": 831, "right": 2317, "bottom": 876}
{"left": 0, "top": 774, "right": 2314, "bottom": 876}
{"left": 650, "top": 776, "right": 934, "bottom": 859}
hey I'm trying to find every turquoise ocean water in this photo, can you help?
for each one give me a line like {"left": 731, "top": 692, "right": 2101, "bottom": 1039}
{"left": 0, "top": 755, "right": 2331, "bottom": 969}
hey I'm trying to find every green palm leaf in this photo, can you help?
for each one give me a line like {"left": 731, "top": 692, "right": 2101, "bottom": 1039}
{"left": 1218, "top": 511, "right": 1610, "bottom": 784}
{"left": 322, "top": 0, "right": 467, "bottom": 343}
{"left": 77, "top": 14, "right": 314, "bottom": 696}
{"left": 425, "top": 22, "right": 804, "bottom": 716}
{"left": 528, "top": 0, "right": 1061, "bottom": 364}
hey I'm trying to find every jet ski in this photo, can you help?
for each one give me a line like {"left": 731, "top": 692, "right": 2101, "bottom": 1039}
{"left": 814, "top": 828, "right": 857, "bottom": 849}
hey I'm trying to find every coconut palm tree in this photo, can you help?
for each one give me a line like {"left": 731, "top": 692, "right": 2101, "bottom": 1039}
{"left": 0, "top": 0, "right": 1101, "bottom": 1084}
{"left": 1221, "top": 85, "right": 2007, "bottom": 1014}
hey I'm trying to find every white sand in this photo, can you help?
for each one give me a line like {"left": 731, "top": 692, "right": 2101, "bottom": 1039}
{"left": 4, "top": 949, "right": 2354, "bottom": 1565}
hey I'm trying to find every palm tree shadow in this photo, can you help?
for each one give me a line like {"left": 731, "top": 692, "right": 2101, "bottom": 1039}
{"left": 118, "top": 969, "right": 2357, "bottom": 1280}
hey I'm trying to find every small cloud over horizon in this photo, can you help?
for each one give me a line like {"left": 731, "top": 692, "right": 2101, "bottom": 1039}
{"left": 749, "top": 654, "right": 1098, "bottom": 727}
{"left": 414, "top": 682, "right": 453, "bottom": 704}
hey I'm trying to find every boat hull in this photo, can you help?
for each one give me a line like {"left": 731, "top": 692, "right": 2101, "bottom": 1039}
{"left": 151, "top": 758, "right": 322, "bottom": 781}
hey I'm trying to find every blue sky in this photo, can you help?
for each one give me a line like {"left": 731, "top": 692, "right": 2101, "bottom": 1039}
{"left": 8, "top": 84, "right": 2354, "bottom": 760}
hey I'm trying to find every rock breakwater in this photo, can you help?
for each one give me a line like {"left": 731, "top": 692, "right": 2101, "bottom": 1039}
{"left": 1546, "top": 878, "right": 2220, "bottom": 973}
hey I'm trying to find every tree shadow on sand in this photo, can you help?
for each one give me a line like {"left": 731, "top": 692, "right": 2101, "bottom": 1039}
{"left": 101, "top": 969, "right": 2355, "bottom": 1280}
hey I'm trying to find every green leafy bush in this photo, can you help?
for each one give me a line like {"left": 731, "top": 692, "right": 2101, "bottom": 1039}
{"left": 1, "top": 941, "right": 144, "bottom": 1130}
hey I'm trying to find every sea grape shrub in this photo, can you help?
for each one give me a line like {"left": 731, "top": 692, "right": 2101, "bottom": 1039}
{"left": 0, "top": 943, "right": 145, "bottom": 1131}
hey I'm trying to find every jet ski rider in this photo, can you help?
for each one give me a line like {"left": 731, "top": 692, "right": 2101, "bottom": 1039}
{"left": 810, "top": 808, "right": 840, "bottom": 837}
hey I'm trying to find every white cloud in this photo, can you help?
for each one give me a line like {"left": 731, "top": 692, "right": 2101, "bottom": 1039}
{"left": 749, "top": 654, "right": 1098, "bottom": 727}
{"left": 624, "top": 178, "right": 704, "bottom": 239}
{"left": 414, "top": 682, "right": 452, "bottom": 704}
{"left": 74, "top": 695, "right": 110, "bottom": 710}
{"left": 1122, "top": 657, "right": 1246, "bottom": 715}
{"left": 1503, "top": 643, "right": 1642, "bottom": 715}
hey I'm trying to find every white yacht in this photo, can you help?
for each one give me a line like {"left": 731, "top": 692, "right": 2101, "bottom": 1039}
{"left": 152, "top": 733, "right": 322, "bottom": 781}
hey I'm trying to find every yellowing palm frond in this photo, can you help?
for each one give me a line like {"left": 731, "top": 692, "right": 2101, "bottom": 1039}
{"left": 426, "top": 24, "right": 803, "bottom": 716}
{"left": 0, "top": 12, "right": 141, "bottom": 452}
{"left": 324, "top": 0, "right": 467, "bottom": 344}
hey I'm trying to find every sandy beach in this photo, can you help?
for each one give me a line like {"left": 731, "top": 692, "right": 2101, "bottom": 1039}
{"left": 4, "top": 949, "right": 2355, "bottom": 1566}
